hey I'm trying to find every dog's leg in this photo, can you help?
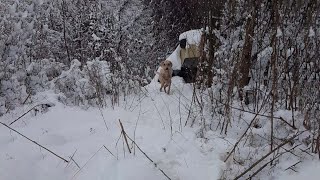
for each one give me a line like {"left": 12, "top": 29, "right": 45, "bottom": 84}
{"left": 164, "top": 84, "right": 169, "bottom": 94}
{"left": 167, "top": 83, "right": 171, "bottom": 94}
{"left": 160, "top": 81, "right": 164, "bottom": 92}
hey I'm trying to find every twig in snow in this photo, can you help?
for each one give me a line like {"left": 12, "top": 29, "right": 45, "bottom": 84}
{"left": 234, "top": 132, "right": 303, "bottom": 180}
{"left": 212, "top": 96, "right": 296, "bottom": 129}
{"left": 224, "top": 112, "right": 261, "bottom": 162}
{"left": 103, "top": 145, "right": 117, "bottom": 159}
{"left": 247, "top": 156, "right": 278, "bottom": 179}
{"left": 0, "top": 121, "right": 69, "bottom": 163}
{"left": 184, "top": 86, "right": 196, "bottom": 126}
{"left": 125, "top": 132, "right": 172, "bottom": 180}
{"left": 118, "top": 120, "right": 172, "bottom": 180}
{"left": 133, "top": 101, "right": 142, "bottom": 155}
{"left": 178, "top": 94, "right": 182, "bottom": 132}
{"left": 70, "top": 156, "right": 81, "bottom": 169}
{"left": 5, "top": 93, "right": 31, "bottom": 114}
{"left": 247, "top": 148, "right": 298, "bottom": 179}
{"left": 122, "top": 136, "right": 126, "bottom": 158}
{"left": 22, "top": 94, "right": 31, "bottom": 105}
{"left": 169, "top": 110, "right": 173, "bottom": 137}
{"left": 66, "top": 149, "right": 79, "bottom": 169}
{"left": 98, "top": 106, "right": 109, "bottom": 130}
{"left": 284, "top": 161, "right": 301, "bottom": 172}
{"left": 142, "top": 87, "right": 165, "bottom": 129}
{"left": 299, "top": 147, "right": 313, "bottom": 157}
{"left": 71, "top": 146, "right": 104, "bottom": 180}
{"left": 200, "top": 93, "right": 297, "bottom": 130}
{"left": 158, "top": 94, "right": 174, "bottom": 136}
{"left": 119, "top": 119, "right": 131, "bottom": 153}
{"left": 115, "top": 132, "right": 122, "bottom": 147}
{"left": 9, "top": 104, "right": 45, "bottom": 126}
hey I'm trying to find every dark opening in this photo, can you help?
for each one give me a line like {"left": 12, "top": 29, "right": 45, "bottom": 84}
{"left": 180, "top": 38, "right": 187, "bottom": 49}
{"left": 178, "top": 57, "right": 199, "bottom": 83}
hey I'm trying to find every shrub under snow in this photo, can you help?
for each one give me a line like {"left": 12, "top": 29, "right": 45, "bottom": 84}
{"left": 53, "top": 59, "right": 141, "bottom": 108}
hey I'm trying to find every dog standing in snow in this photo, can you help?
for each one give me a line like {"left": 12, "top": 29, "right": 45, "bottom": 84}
{"left": 157, "top": 60, "right": 173, "bottom": 94}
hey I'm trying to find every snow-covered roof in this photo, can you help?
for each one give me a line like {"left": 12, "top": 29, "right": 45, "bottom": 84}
{"left": 178, "top": 29, "right": 202, "bottom": 45}
{"left": 165, "top": 29, "right": 203, "bottom": 71}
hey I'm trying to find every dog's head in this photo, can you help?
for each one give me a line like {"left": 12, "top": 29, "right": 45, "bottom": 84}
{"left": 160, "top": 60, "right": 172, "bottom": 71}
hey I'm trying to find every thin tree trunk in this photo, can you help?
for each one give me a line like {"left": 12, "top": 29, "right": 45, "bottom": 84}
{"left": 62, "top": 0, "right": 71, "bottom": 63}
{"left": 270, "top": 0, "right": 280, "bottom": 153}
{"left": 238, "top": 0, "right": 257, "bottom": 88}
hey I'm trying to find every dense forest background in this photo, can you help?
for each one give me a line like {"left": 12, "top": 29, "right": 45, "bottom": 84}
{"left": 0, "top": 0, "right": 222, "bottom": 111}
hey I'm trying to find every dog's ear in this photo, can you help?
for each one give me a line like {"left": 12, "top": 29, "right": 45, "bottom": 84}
{"left": 168, "top": 61, "right": 172, "bottom": 67}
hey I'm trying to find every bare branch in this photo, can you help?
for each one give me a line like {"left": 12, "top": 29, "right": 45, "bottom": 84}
{"left": 0, "top": 121, "right": 69, "bottom": 163}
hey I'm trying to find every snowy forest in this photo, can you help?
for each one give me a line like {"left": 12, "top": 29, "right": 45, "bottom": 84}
{"left": 0, "top": 0, "right": 319, "bottom": 180}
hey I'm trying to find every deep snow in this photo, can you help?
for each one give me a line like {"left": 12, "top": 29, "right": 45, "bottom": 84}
{"left": 0, "top": 77, "right": 223, "bottom": 180}
{"left": 1, "top": 77, "right": 319, "bottom": 180}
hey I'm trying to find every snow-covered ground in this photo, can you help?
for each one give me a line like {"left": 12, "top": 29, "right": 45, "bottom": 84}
{"left": 1, "top": 77, "right": 319, "bottom": 180}
{"left": 0, "top": 77, "right": 224, "bottom": 180}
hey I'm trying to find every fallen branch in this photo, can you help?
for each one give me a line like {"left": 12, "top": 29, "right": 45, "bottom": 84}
{"left": 142, "top": 87, "right": 165, "bottom": 129}
{"left": 299, "top": 147, "right": 313, "bottom": 157}
{"left": 98, "top": 106, "right": 109, "bottom": 130}
{"left": 66, "top": 149, "right": 79, "bottom": 168}
{"left": 247, "top": 150, "right": 290, "bottom": 179}
{"left": 247, "top": 156, "right": 276, "bottom": 179}
{"left": 224, "top": 112, "right": 260, "bottom": 162}
{"left": 242, "top": 109, "right": 293, "bottom": 129}
{"left": 284, "top": 161, "right": 301, "bottom": 172}
{"left": 119, "top": 119, "right": 131, "bottom": 154}
{"left": 4, "top": 93, "right": 30, "bottom": 114}
{"left": 184, "top": 85, "right": 196, "bottom": 127}
{"left": 22, "top": 93, "right": 31, "bottom": 105}
{"left": 227, "top": 103, "right": 296, "bottom": 129}
{"left": 9, "top": 104, "right": 48, "bottom": 126}
{"left": 234, "top": 106, "right": 297, "bottom": 129}
{"left": 71, "top": 146, "right": 104, "bottom": 180}
{"left": 224, "top": 100, "right": 298, "bottom": 163}
{"left": 103, "top": 145, "right": 117, "bottom": 159}
{"left": 234, "top": 132, "right": 302, "bottom": 180}
{"left": 209, "top": 96, "right": 297, "bottom": 129}
{"left": 70, "top": 156, "right": 81, "bottom": 169}
{"left": 0, "top": 121, "right": 69, "bottom": 163}
{"left": 119, "top": 120, "right": 172, "bottom": 180}
{"left": 126, "top": 134, "right": 154, "bottom": 164}
{"left": 125, "top": 134, "right": 172, "bottom": 180}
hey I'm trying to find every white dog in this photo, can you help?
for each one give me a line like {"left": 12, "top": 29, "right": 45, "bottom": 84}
{"left": 156, "top": 60, "right": 173, "bottom": 94}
